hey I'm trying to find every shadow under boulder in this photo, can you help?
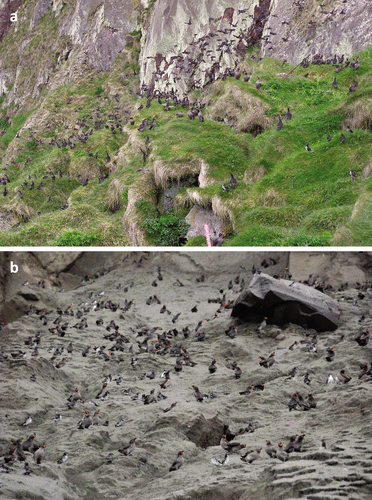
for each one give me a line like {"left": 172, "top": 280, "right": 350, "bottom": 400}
{"left": 231, "top": 273, "right": 340, "bottom": 332}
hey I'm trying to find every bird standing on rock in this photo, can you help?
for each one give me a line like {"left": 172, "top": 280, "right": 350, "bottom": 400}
{"left": 241, "top": 449, "right": 261, "bottom": 463}
{"left": 276, "top": 443, "right": 288, "bottom": 462}
{"left": 208, "top": 360, "right": 217, "bottom": 373}
{"left": 169, "top": 451, "right": 184, "bottom": 471}
{"left": 119, "top": 438, "right": 136, "bottom": 456}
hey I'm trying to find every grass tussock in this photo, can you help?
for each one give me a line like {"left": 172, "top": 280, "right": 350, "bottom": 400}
{"left": 207, "top": 84, "right": 273, "bottom": 134}
{"left": 107, "top": 179, "right": 124, "bottom": 212}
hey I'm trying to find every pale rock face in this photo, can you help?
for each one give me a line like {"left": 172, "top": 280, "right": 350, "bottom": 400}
{"left": 140, "top": 0, "right": 259, "bottom": 95}
{"left": 29, "top": 0, "right": 53, "bottom": 31}
{"left": 261, "top": 0, "right": 372, "bottom": 63}
{"left": 59, "top": 0, "right": 137, "bottom": 71}
{"left": 139, "top": 0, "right": 372, "bottom": 95}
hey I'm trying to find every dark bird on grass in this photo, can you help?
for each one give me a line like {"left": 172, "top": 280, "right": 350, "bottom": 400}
{"left": 119, "top": 438, "right": 136, "bottom": 456}
{"left": 198, "top": 110, "right": 204, "bottom": 122}
{"left": 222, "top": 183, "right": 229, "bottom": 192}
{"left": 18, "top": 191, "right": 24, "bottom": 198}
{"left": 149, "top": 118, "right": 156, "bottom": 130}
{"left": 346, "top": 125, "right": 353, "bottom": 133}
{"left": 241, "top": 449, "right": 261, "bottom": 463}
{"left": 243, "top": 73, "right": 250, "bottom": 82}
{"left": 169, "top": 451, "right": 184, "bottom": 471}
{"left": 285, "top": 107, "right": 292, "bottom": 120}
{"left": 276, "top": 116, "right": 283, "bottom": 131}
{"left": 82, "top": 177, "right": 89, "bottom": 186}
{"left": 351, "top": 57, "right": 360, "bottom": 71}
{"left": 229, "top": 173, "right": 237, "bottom": 188}
{"left": 348, "top": 83, "right": 358, "bottom": 93}
{"left": 332, "top": 77, "right": 338, "bottom": 89}
{"left": 340, "top": 133, "right": 346, "bottom": 143}
{"left": 234, "top": 69, "right": 241, "bottom": 80}
{"left": 255, "top": 77, "right": 261, "bottom": 90}
{"left": 3, "top": 186, "right": 7, "bottom": 196}
{"left": 305, "top": 143, "right": 312, "bottom": 152}
{"left": 349, "top": 168, "right": 357, "bottom": 180}
{"left": 29, "top": 181, "right": 34, "bottom": 190}
{"left": 327, "top": 133, "right": 332, "bottom": 141}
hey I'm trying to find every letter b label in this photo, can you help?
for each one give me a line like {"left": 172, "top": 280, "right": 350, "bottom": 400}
{"left": 10, "top": 261, "right": 18, "bottom": 273}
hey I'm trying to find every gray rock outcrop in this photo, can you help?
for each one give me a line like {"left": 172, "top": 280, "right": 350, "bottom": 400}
{"left": 232, "top": 272, "right": 340, "bottom": 332}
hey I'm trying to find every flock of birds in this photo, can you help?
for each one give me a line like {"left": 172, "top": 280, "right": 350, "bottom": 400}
{"left": 1, "top": 256, "right": 371, "bottom": 482}
{"left": 0, "top": 1, "right": 365, "bottom": 231}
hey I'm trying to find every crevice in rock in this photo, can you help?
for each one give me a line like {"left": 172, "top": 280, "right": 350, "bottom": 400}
{"left": 245, "top": 0, "right": 271, "bottom": 48}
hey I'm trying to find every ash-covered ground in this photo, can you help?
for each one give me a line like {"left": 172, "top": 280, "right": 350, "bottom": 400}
{"left": 1, "top": 251, "right": 372, "bottom": 500}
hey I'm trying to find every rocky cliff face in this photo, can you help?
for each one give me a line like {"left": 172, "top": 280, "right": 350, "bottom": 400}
{"left": 1, "top": 0, "right": 371, "bottom": 104}
{"left": 0, "top": 0, "right": 138, "bottom": 109}
{"left": 139, "top": 0, "right": 372, "bottom": 95}
{"left": 1, "top": 251, "right": 372, "bottom": 500}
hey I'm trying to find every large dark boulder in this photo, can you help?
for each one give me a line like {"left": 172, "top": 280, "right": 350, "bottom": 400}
{"left": 231, "top": 273, "right": 339, "bottom": 332}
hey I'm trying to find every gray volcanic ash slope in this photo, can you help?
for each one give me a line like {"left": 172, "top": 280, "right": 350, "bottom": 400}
{"left": 1, "top": 251, "right": 372, "bottom": 500}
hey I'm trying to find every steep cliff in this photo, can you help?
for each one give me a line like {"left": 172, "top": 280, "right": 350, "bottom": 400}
{"left": 0, "top": 0, "right": 370, "bottom": 246}
{"left": 1, "top": 251, "right": 372, "bottom": 500}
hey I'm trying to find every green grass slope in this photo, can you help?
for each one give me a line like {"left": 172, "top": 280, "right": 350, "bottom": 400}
{"left": 0, "top": 41, "right": 371, "bottom": 246}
